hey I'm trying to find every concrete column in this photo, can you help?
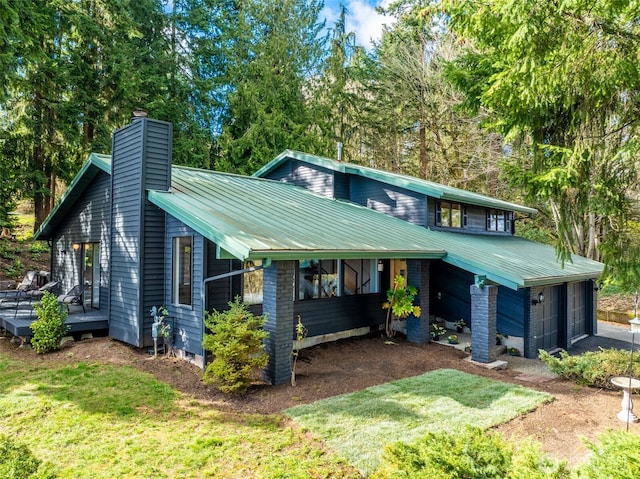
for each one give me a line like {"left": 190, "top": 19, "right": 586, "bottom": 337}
{"left": 406, "top": 259, "right": 430, "bottom": 343}
{"left": 262, "top": 260, "right": 295, "bottom": 385}
{"left": 470, "top": 284, "right": 498, "bottom": 363}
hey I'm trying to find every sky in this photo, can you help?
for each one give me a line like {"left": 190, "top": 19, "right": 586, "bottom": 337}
{"left": 321, "top": 0, "right": 395, "bottom": 49}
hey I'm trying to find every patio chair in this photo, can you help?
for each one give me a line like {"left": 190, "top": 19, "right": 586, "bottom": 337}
{"left": 26, "top": 281, "right": 59, "bottom": 299}
{"left": 0, "top": 271, "right": 37, "bottom": 298}
{"left": 57, "top": 284, "right": 88, "bottom": 313}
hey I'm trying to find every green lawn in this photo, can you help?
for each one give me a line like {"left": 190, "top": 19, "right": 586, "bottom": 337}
{"left": 0, "top": 356, "right": 359, "bottom": 479}
{"left": 0, "top": 354, "right": 552, "bottom": 478}
{"left": 284, "top": 369, "right": 552, "bottom": 476}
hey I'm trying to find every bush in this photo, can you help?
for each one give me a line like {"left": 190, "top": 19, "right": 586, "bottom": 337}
{"left": 371, "top": 426, "right": 567, "bottom": 479}
{"left": 539, "top": 348, "right": 640, "bottom": 389}
{"left": 573, "top": 430, "right": 640, "bottom": 479}
{"left": 202, "top": 297, "right": 269, "bottom": 395}
{"left": 0, "top": 435, "right": 57, "bottom": 478}
{"left": 31, "top": 291, "right": 69, "bottom": 354}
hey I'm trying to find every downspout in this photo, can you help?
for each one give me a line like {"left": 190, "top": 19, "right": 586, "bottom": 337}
{"left": 200, "top": 259, "right": 272, "bottom": 366}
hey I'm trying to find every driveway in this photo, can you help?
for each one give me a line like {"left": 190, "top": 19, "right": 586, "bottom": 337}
{"left": 568, "top": 321, "right": 637, "bottom": 355}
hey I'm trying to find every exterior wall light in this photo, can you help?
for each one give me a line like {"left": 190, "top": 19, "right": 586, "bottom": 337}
{"left": 377, "top": 260, "right": 384, "bottom": 272}
{"left": 72, "top": 243, "right": 81, "bottom": 251}
{"left": 532, "top": 291, "right": 545, "bottom": 305}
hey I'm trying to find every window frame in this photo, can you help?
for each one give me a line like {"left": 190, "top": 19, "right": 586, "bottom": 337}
{"left": 436, "top": 200, "right": 464, "bottom": 229}
{"left": 172, "top": 236, "right": 193, "bottom": 306}
{"left": 486, "top": 209, "right": 513, "bottom": 233}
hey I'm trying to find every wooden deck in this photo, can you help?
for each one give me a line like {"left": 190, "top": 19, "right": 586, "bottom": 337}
{"left": 0, "top": 304, "right": 108, "bottom": 339}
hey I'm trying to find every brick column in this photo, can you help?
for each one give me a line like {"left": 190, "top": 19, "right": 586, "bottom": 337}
{"left": 470, "top": 284, "right": 498, "bottom": 363}
{"left": 406, "top": 259, "right": 430, "bottom": 343}
{"left": 262, "top": 260, "right": 295, "bottom": 385}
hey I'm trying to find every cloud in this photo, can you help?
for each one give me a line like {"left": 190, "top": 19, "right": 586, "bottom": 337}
{"left": 321, "top": 0, "right": 395, "bottom": 49}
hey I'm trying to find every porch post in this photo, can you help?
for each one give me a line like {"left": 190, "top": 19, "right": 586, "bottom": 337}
{"left": 470, "top": 284, "right": 498, "bottom": 363}
{"left": 262, "top": 260, "right": 295, "bottom": 385}
{"left": 406, "top": 259, "right": 430, "bottom": 343}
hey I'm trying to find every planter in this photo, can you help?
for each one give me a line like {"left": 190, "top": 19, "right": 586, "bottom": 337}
{"left": 432, "top": 335, "right": 440, "bottom": 342}
{"left": 456, "top": 327, "right": 464, "bottom": 333}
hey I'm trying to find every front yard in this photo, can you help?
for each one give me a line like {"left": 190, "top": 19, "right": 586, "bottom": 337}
{"left": 0, "top": 333, "right": 637, "bottom": 477}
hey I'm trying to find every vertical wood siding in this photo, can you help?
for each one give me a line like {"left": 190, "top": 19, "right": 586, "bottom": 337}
{"left": 164, "top": 216, "right": 205, "bottom": 357}
{"left": 430, "top": 261, "right": 473, "bottom": 324}
{"left": 350, "top": 176, "right": 426, "bottom": 226}
{"left": 109, "top": 119, "right": 171, "bottom": 347}
{"left": 51, "top": 172, "right": 111, "bottom": 305}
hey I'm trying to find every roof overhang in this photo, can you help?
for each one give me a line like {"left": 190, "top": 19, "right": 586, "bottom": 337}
{"left": 34, "top": 153, "right": 111, "bottom": 240}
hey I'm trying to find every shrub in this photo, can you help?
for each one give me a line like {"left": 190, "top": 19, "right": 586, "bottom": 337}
{"left": 0, "top": 434, "right": 57, "bottom": 478}
{"left": 573, "top": 430, "right": 640, "bottom": 478}
{"left": 31, "top": 291, "right": 69, "bottom": 354}
{"left": 539, "top": 348, "right": 640, "bottom": 389}
{"left": 202, "top": 297, "right": 269, "bottom": 395}
{"left": 371, "top": 426, "right": 567, "bottom": 479}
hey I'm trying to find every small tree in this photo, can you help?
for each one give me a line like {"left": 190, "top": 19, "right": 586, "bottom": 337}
{"left": 31, "top": 291, "right": 69, "bottom": 354}
{"left": 382, "top": 275, "right": 421, "bottom": 337}
{"left": 202, "top": 297, "right": 269, "bottom": 395}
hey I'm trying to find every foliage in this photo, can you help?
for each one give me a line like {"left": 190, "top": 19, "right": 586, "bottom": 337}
{"left": 0, "top": 435, "right": 57, "bottom": 479}
{"left": 213, "top": 0, "right": 330, "bottom": 174}
{"left": 202, "top": 297, "right": 269, "bottom": 394}
{"left": 291, "top": 315, "right": 308, "bottom": 387}
{"left": 31, "top": 291, "right": 69, "bottom": 354}
{"left": 383, "top": 275, "right": 421, "bottom": 336}
{"left": 431, "top": 324, "right": 446, "bottom": 339}
{"left": 539, "top": 348, "right": 640, "bottom": 389}
{"left": 455, "top": 318, "right": 466, "bottom": 328}
{"left": 440, "top": 0, "right": 640, "bottom": 280}
{"left": 371, "top": 426, "right": 567, "bottom": 479}
{"left": 573, "top": 430, "right": 640, "bottom": 479}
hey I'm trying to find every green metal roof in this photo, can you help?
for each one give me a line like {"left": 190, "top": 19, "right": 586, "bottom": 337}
{"left": 430, "top": 230, "right": 604, "bottom": 290}
{"left": 34, "top": 153, "right": 111, "bottom": 240}
{"left": 254, "top": 150, "right": 538, "bottom": 215}
{"left": 37, "top": 152, "right": 603, "bottom": 290}
{"left": 148, "top": 166, "right": 447, "bottom": 261}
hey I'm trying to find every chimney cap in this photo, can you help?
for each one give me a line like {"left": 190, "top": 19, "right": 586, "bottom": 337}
{"left": 132, "top": 108, "right": 148, "bottom": 118}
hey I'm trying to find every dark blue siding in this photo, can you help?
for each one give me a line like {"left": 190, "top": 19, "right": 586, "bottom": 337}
{"left": 262, "top": 159, "right": 335, "bottom": 198}
{"left": 164, "top": 216, "right": 205, "bottom": 357}
{"left": 109, "top": 118, "right": 171, "bottom": 347}
{"left": 350, "top": 176, "right": 426, "bottom": 226}
{"left": 51, "top": 171, "right": 111, "bottom": 307}
{"left": 292, "top": 293, "right": 386, "bottom": 338}
{"left": 334, "top": 172, "right": 350, "bottom": 200}
{"left": 430, "top": 261, "right": 473, "bottom": 325}
{"left": 496, "top": 286, "right": 526, "bottom": 337}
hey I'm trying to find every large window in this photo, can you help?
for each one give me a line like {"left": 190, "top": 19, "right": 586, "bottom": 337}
{"left": 436, "top": 201, "right": 463, "bottom": 228}
{"left": 298, "top": 259, "right": 337, "bottom": 300}
{"left": 297, "top": 259, "right": 379, "bottom": 300}
{"left": 487, "top": 209, "right": 513, "bottom": 232}
{"left": 172, "top": 236, "right": 192, "bottom": 306}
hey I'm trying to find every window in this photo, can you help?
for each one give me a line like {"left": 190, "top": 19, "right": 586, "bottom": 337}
{"left": 172, "top": 236, "right": 192, "bottom": 305}
{"left": 487, "top": 209, "right": 513, "bottom": 232}
{"left": 436, "top": 201, "right": 463, "bottom": 228}
{"left": 343, "top": 259, "right": 373, "bottom": 295}
{"left": 298, "top": 259, "right": 337, "bottom": 300}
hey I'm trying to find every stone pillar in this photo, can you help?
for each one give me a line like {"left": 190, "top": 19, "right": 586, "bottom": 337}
{"left": 470, "top": 284, "right": 498, "bottom": 363}
{"left": 406, "top": 259, "right": 430, "bottom": 343}
{"left": 262, "top": 260, "right": 295, "bottom": 385}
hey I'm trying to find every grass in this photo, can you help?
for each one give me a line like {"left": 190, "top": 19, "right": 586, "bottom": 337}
{"left": 284, "top": 369, "right": 552, "bottom": 476}
{"left": 0, "top": 355, "right": 359, "bottom": 479}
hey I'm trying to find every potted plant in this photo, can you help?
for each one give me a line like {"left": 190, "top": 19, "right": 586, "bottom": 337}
{"left": 431, "top": 324, "right": 446, "bottom": 341}
{"left": 382, "top": 275, "right": 421, "bottom": 337}
{"left": 455, "top": 318, "right": 466, "bottom": 333}
{"left": 508, "top": 347, "right": 521, "bottom": 356}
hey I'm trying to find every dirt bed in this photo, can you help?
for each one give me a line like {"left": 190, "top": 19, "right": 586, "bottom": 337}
{"left": 1, "top": 333, "right": 637, "bottom": 468}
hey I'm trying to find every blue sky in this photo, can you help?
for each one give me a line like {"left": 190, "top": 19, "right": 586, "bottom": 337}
{"left": 321, "top": 0, "right": 395, "bottom": 49}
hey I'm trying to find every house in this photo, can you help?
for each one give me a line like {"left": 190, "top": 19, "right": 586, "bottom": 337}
{"left": 34, "top": 116, "right": 604, "bottom": 384}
